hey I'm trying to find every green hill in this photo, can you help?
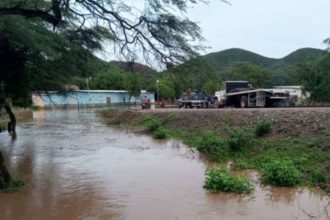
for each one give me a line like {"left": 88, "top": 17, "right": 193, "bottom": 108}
{"left": 202, "top": 47, "right": 327, "bottom": 71}
{"left": 271, "top": 48, "right": 328, "bottom": 68}
{"left": 203, "top": 48, "right": 275, "bottom": 71}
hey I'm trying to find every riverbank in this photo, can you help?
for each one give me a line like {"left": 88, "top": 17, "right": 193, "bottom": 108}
{"left": 101, "top": 108, "right": 330, "bottom": 194}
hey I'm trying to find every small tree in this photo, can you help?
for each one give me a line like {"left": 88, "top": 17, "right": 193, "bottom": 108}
{"left": 124, "top": 74, "right": 141, "bottom": 102}
{"left": 158, "top": 78, "right": 176, "bottom": 100}
{"left": 203, "top": 80, "right": 218, "bottom": 95}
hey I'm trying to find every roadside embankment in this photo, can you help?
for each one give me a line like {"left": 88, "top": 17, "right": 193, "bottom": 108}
{"left": 101, "top": 107, "right": 330, "bottom": 194}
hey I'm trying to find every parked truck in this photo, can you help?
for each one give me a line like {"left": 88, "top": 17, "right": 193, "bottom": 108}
{"left": 177, "top": 92, "right": 208, "bottom": 108}
{"left": 215, "top": 81, "right": 290, "bottom": 108}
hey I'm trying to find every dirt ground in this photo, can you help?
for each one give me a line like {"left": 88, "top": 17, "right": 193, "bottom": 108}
{"left": 106, "top": 107, "right": 330, "bottom": 143}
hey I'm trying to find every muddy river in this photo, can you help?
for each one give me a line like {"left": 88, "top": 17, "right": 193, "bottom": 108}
{"left": 0, "top": 109, "right": 329, "bottom": 220}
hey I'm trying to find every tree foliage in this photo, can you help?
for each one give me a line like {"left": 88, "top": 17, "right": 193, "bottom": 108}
{"left": 221, "top": 62, "right": 272, "bottom": 88}
{"left": 0, "top": 15, "right": 107, "bottom": 106}
{"left": 298, "top": 54, "right": 330, "bottom": 103}
{"left": 0, "top": 0, "right": 207, "bottom": 64}
{"left": 90, "top": 67, "right": 125, "bottom": 90}
{"left": 124, "top": 74, "right": 141, "bottom": 101}
{"left": 157, "top": 77, "right": 176, "bottom": 100}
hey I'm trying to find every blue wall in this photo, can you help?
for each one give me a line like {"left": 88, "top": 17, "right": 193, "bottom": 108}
{"left": 32, "top": 90, "right": 155, "bottom": 108}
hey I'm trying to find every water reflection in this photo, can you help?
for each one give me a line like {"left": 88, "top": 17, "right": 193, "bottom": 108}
{"left": 0, "top": 109, "right": 328, "bottom": 220}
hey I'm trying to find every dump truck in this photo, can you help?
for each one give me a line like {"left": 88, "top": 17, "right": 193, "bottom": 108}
{"left": 215, "top": 81, "right": 290, "bottom": 108}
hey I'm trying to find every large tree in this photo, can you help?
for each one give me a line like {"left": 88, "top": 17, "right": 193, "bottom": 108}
{"left": 0, "top": 0, "right": 211, "bottom": 189}
{"left": 0, "top": 0, "right": 206, "bottom": 64}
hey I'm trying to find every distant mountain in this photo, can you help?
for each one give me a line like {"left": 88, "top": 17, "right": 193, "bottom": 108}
{"left": 203, "top": 48, "right": 275, "bottom": 71}
{"left": 271, "top": 48, "right": 327, "bottom": 68}
{"left": 202, "top": 47, "right": 327, "bottom": 71}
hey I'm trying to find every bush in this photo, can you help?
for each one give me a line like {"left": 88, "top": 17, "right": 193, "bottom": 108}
{"left": 1, "top": 180, "right": 25, "bottom": 193}
{"left": 145, "top": 119, "right": 161, "bottom": 132}
{"left": 326, "top": 188, "right": 330, "bottom": 195}
{"left": 204, "top": 167, "right": 253, "bottom": 194}
{"left": 227, "top": 128, "right": 254, "bottom": 152}
{"left": 196, "top": 133, "right": 228, "bottom": 161}
{"left": 261, "top": 158, "right": 302, "bottom": 186}
{"left": 153, "top": 128, "right": 169, "bottom": 139}
{"left": 255, "top": 118, "right": 274, "bottom": 137}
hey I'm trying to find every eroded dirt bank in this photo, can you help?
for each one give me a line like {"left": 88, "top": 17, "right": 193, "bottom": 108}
{"left": 103, "top": 107, "right": 330, "bottom": 139}
{"left": 102, "top": 107, "right": 330, "bottom": 193}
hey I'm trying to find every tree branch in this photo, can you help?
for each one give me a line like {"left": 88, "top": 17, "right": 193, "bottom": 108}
{"left": 0, "top": 7, "right": 61, "bottom": 26}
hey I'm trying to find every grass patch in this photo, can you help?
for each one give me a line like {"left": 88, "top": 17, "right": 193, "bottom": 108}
{"left": 153, "top": 128, "right": 169, "bottom": 139}
{"left": 255, "top": 118, "right": 274, "bottom": 137}
{"left": 261, "top": 158, "right": 302, "bottom": 187}
{"left": 227, "top": 128, "right": 254, "bottom": 153}
{"left": 196, "top": 133, "right": 228, "bottom": 161}
{"left": 140, "top": 116, "right": 171, "bottom": 139}
{"left": 204, "top": 167, "right": 253, "bottom": 194}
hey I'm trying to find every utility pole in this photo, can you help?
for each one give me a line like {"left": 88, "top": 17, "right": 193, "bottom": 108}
{"left": 156, "top": 80, "right": 160, "bottom": 108}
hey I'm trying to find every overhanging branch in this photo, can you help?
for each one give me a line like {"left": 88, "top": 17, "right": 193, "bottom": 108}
{"left": 0, "top": 7, "right": 60, "bottom": 26}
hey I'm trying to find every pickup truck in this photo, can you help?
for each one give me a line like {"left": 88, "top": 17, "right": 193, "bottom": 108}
{"left": 177, "top": 92, "right": 208, "bottom": 108}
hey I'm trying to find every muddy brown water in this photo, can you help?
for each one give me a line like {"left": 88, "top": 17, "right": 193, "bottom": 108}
{"left": 0, "top": 109, "right": 329, "bottom": 220}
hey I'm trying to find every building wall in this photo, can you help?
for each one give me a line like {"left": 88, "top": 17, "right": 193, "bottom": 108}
{"left": 32, "top": 90, "right": 155, "bottom": 108}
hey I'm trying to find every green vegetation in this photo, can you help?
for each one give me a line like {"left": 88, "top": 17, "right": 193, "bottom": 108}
{"left": 141, "top": 117, "right": 169, "bottom": 139}
{"left": 1, "top": 180, "right": 25, "bottom": 193}
{"left": 298, "top": 53, "right": 330, "bottom": 103}
{"left": 255, "top": 118, "right": 274, "bottom": 137}
{"left": 196, "top": 133, "right": 227, "bottom": 161}
{"left": 261, "top": 158, "right": 302, "bottom": 186}
{"left": 227, "top": 128, "right": 255, "bottom": 152}
{"left": 203, "top": 48, "right": 327, "bottom": 71}
{"left": 204, "top": 167, "right": 253, "bottom": 194}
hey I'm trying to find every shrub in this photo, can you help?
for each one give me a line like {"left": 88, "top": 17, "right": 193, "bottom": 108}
{"left": 153, "top": 128, "right": 169, "bottom": 139}
{"left": 261, "top": 158, "right": 302, "bottom": 186}
{"left": 196, "top": 133, "right": 228, "bottom": 161}
{"left": 141, "top": 117, "right": 161, "bottom": 132}
{"left": 227, "top": 128, "right": 254, "bottom": 152}
{"left": 146, "top": 120, "right": 161, "bottom": 132}
{"left": 255, "top": 118, "right": 274, "bottom": 137}
{"left": 204, "top": 167, "right": 253, "bottom": 194}
{"left": 2, "top": 180, "right": 25, "bottom": 193}
{"left": 326, "top": 188, "right": 330, "bottom": 195}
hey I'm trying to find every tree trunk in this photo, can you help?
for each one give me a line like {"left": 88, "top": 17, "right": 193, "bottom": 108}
{"left": 0, "top": 104, "right": 16, "bottom": 189}
{"left": 0, "top": 151, "right": 11, "bottom": 189}
{"left": 4, "top": 104, "right": 16, "bottom": 135}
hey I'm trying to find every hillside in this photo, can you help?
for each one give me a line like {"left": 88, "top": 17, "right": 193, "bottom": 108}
{"left": 202, "top": 47, "right": 327, "bottom": 71}
{"left": 201, "top": 48, "right": 326, "bottom": 71}
{"left": 203, "top": 48, "right": 275, "bottom": 71}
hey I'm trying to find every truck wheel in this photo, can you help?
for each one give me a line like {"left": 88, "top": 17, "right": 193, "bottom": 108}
{"left": 240, "top": 96, "right": 247, "bottom": 108}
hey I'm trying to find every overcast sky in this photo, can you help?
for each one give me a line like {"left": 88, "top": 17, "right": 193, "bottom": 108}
{"left": 186, "top": 0, "right": 330, "bottom": 58}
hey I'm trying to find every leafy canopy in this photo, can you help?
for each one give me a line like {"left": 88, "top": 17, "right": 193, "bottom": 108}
{"left": 0, "top": 0, "right": 212, "bottom": 64}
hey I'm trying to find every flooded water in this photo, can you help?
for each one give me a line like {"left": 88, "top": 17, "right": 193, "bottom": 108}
{"left": 0, "top": 109, "right": 329, "bottom": 220}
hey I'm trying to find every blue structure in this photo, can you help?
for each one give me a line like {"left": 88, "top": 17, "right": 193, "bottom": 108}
{"left": 32, "top": 90, "right": 155, "bottom": 108}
